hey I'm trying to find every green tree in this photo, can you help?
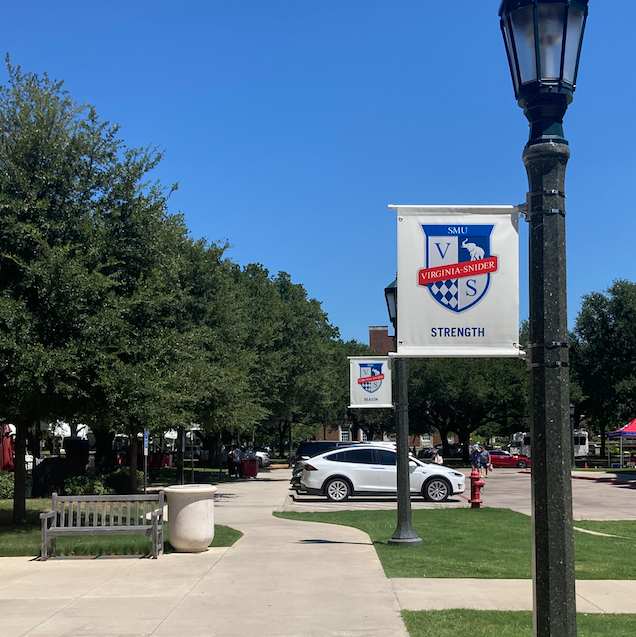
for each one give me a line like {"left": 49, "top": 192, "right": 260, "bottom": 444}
{"left": 0, "top": 61, "right": 126, "bottom": 521}
{"left": 177, "top": 242, "right": 265, "bottom": 462}
{"left": 408, "top": 356, "right": 528, "bottom": 460}
{"left": 571, "top": 279, "right": 636, "bottom": 454}
{"left": 234, "top": 266, "right": 342, "bottom": 454}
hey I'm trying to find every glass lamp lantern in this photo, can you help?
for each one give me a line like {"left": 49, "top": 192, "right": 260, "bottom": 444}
{"left": 384, "top": 279, "right": 398, "bottom": 332}
{"left": 499, "top": 0, "right": 589, "bottom": 144}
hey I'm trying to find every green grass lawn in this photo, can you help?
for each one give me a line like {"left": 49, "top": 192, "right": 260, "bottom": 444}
{"left": 401, "top": 610, "right": 636, "bottom": 637}
{"left": 0, "top": 498, "right": 242, "bottom": 557}
{"left": 275, "top": 508, "right": 636, "bottom": 579}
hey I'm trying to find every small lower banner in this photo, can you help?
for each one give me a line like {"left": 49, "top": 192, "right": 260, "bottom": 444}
{"left": 348, "top": 357, "right": 393, "bottom": 408}
{"left": 394, "top": 205, "right": 521, "bottom": 357}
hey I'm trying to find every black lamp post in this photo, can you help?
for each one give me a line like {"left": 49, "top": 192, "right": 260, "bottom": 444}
{"left": 499, "top": 2, "right": 588, "bottom": 637}
{"left": 384, "top": 279, "right": 422, "bottom": 547}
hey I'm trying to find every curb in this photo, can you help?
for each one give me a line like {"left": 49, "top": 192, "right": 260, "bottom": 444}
{"left": 520, "top": 470, "right": 636, "bottom": 486}
{"left": 573, "top": 475, "right": 636, "bottom": 486}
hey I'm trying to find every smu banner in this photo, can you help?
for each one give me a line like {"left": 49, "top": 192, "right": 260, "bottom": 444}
{"left": 348, "top": 357, "right": 393, "bottom": 408}
{"left": 394, "top": 205, "right": 520, "bottom": 357}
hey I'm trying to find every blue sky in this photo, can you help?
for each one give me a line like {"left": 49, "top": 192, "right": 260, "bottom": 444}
{"left": 4, "top": 1, "right": 634, "bottom": 344}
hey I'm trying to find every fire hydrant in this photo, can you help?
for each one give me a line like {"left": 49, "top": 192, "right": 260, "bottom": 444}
{"left": 469, "top": 468, "right": 485, "bottom": 508}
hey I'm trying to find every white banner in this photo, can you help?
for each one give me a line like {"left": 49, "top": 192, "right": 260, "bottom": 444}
{"left": 395, "top": 205, "right": 520, "bottom": 357}
{"left": 348, "top": 357, "right": 393, "bottom": 408}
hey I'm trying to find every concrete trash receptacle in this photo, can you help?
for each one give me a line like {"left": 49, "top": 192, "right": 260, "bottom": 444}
{"left": 164, "top": 484, "right": 217, "bottom": 552}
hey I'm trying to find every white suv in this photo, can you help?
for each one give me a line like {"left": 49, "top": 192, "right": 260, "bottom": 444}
{"left": 299, "top": 445, "right": 465, "bottom": 502}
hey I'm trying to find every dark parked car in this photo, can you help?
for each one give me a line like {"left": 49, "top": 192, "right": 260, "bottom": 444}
{"left": 418, "top": 444, "right": 463, "bottom": 460}
{"left": 295, "top": 440, "right": 363, "bottom": 463}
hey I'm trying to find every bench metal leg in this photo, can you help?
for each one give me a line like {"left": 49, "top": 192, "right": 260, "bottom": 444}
{"left": 152, "top": 517, "right": 158, "bottom": 559}
{"left": 41, "top": 523, "right": 47, "bottom": 561}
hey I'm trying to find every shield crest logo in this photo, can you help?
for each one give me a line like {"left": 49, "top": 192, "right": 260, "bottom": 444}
{"left": 418, "top": 225, "right": 497, "bottom": 313}
{"left": 357, "top": 363, "right": 384, "bottom": 394}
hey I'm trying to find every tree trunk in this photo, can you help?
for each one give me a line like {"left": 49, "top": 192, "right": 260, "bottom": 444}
{"left": 458, "top": 429, "right": 471, "bottom": 463}
{"left": 438, "top": 426, "right": 451, "bottom": 457}
{"left": 216, "top": 432, "right": 223, "bottom": 482}
{"left": 129, "top": 435, "right": 138, "bottom": 493}
{"left": 600, "top": 422, "right": 606, "bottom": 457}
{"left": 12, "top": 421, "right": 28, "bottom": 524}
{"left": 93, "top": 429, "right": 114, "bottom": 471}
{"left": 278, "top": 421, "right": 286, "bottom": 457}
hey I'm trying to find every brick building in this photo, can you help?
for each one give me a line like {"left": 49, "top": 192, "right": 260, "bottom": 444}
{"left": 369, "top": 325, "right": 394, "bottom": 355}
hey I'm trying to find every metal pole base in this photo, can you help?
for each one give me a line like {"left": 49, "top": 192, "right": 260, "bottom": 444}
{"left": 388, "top": 535, "right": 423, "bottom": 547}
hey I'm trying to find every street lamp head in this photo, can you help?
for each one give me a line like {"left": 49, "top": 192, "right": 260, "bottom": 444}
{"left": 499, "top": 0, "right": 588, "bottom": 145}
{"left": 384, "top": 278, "right": 398, "bottom": 332}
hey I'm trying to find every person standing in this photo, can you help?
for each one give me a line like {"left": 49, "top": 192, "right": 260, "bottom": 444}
{"left": 470, "top": 444, "right": 480, "bottom": 470}
{"left": 479, "top": 446, "right": 491, "bottom": 478}
{"left": 232, "top": 444, "right": 244, "bottom": 478}
{"left": 227, "top": 445, "right": 236, "bottom": 477}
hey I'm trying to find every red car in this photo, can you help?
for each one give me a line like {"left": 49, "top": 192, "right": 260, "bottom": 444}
{"left": 488, "top": 450, "right": 531, "bottom": 469}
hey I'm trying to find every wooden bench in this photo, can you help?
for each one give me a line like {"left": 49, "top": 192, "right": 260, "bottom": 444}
{"left": 40, "top": 492, "right": 164, "bottom": 560}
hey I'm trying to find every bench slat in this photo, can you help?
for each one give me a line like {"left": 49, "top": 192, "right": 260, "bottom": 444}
{"left": 50, "top": 494, "right": 161, "bottom": 503}
{"left": 47, "top": 526, "right": 155, "bottom": 537}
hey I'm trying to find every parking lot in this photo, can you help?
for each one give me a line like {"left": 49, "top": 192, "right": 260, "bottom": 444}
{"left": 282, "top": 468, "right": 636, "bottom": 520}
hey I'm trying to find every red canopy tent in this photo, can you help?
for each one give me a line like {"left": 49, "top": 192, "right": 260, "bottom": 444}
{"left": 607, "top": 418, "right": 636, "bottom": 468}
{"left": 608, "top": 418, "right": 636, "bottom": 439}
{"left": 1, "top": 423, "right": 14, "bottom": 471}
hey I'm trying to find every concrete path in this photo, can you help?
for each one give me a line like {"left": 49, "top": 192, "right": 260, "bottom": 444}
{"left": 0, "top": 470, "right": 407, "bottom": 637}
{"left": 2, "top": 467, "right": 636, "bottom": 637}
{"left": 391, "top": 579, "right": 636, "bottom": 614}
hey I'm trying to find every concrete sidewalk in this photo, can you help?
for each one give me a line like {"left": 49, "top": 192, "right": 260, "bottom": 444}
{"left": 391, "top": 578, "right": 636, "bottom": 613}
{"left": 2, "top": 469, "right": 635, "bottom": 637}
{"left": 0, "top": 470, "right": 407, "bottom": 637}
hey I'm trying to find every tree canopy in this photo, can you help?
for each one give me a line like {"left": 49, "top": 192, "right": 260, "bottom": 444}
{"left": 571, "top": 279, "right": 636, "bottom": 451}
{"left": 0, "top": 61, "right": 359, "bottom": 518}
{"left": 407, "top": 356, "right": 528, "bottom": 459}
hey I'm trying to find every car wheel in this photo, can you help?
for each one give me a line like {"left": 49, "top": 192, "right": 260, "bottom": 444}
{"left": 517, "top": 459, "right": 528, "bottom": 469}
{"left": 423, "top": 477, "right": 451, "bottom": 502}
{"left": 325, "top": 478, "right": 351, "bottom": 502}
{"left": 258, "top": 457, "right": 263, "bottom": 468}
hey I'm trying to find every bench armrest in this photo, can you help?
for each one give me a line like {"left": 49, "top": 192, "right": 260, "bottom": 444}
{"left": 150, "top": 509, "right": 163, "bottom": 522}
{"left": 40, "top": 511, "right": 55, "bottom": 521}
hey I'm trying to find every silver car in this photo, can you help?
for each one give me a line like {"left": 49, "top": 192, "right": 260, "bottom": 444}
{"left": 255, "top": 451, "right": 270, "bottom": 468}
